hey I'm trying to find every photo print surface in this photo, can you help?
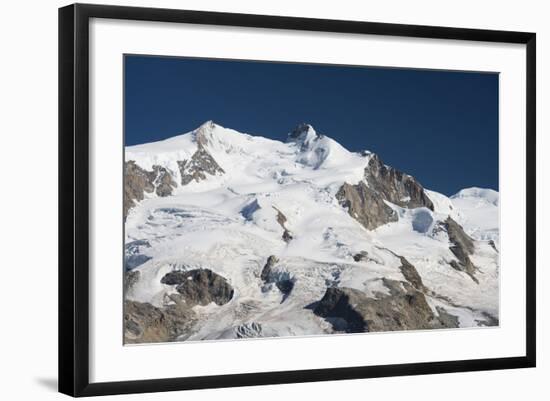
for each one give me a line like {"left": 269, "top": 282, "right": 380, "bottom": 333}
{"left": 123, "top": 55, "right": 499, "bottom": 344}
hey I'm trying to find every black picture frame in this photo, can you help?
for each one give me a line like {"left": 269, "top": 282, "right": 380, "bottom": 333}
{"left": 59, "top": 3, "right": 536, "bottom": 397}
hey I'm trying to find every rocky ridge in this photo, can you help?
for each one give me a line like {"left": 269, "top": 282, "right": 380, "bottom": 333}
{"left": 439, "top": 217, "right": 479, "bottom": 282}
{"left": 124, "top": 161, "right": 176, "bottom": 219}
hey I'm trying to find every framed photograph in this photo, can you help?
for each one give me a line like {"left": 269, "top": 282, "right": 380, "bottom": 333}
{"left": 59, "top": 3, "right": 536, "bottom": 397}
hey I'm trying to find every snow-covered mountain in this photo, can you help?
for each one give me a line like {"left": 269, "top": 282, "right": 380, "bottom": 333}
{"left": 123, "top": 121, "right": 499, "bottom": 343}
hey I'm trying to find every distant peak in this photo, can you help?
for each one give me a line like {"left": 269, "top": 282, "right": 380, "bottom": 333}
{"left": 451, "top": 187, "right": 499, "bottom": 205}
{"left": 287, "top": 123, "right": 319, "bottom": 145}
{"left": 452, "top": 187, "right": 497, "bottom": 197}
{"left": 289, "top": 123, "right": 315, "bottom": 137}
{"left": 196, "top": 120, "right": 217, "bottom": 133}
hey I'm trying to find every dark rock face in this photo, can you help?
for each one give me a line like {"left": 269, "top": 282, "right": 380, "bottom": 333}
{"left": 313, "top": 283, "right": 436, "bottom": 333}
{"left": 260, "top": 255, "right": 295, "bottom": 299}
{"left": 445, "top": 217, "right": 475, "bottom": 254}
{"left": 435, "top": 306, "right": 460, "bottom": 328}
{"left": 336, "top": 153, "right": 434, "bottom": 231}
{"left": 336, "top": 182, "right": 398, "bottom": 230}
{"left": 276, "top": 279, "right": 295, "bottom": 295}
{"left": 287, "top": 123, "right": 318, "bottom": 147}
{"left": 288, "top": 123, "right": 312, "bottom": 140}
{"left": 260, "top": 255, "right": 279, "bottom": 282}
{"left": 160, "top": 269, "right": 234, "bottom": 306}
{"left": 177, "top": 146, "right": 225, "bottom": 185}
{"left": 151, "top": 165, "right": 176, "bottom": 197}
{"left": 282, "top": 229, "right": 294, "bottom": 243}
{"left": 273, "top": 206, "right": 293, "bottom": 243}
{"left": 397, "top": 256, "right": 425, "bottom": 291}
{"left": 273, "top": 206, "right": 287, "bottom": 228}
{"left": 440, "top": 217, "right": 478, "bottom": 283}
{"left": 124, "top": 270, "right": 140, "bottom": 294}
{"left": 124, "top": 300, "right": 195, "bottom": 344}
{"left": 313, "top": 287, "right": 370, "bottom": 332}
{"left": 124, "top": 161, "right": 176, "bottom": 219}
{"left": 160, "top": 271, "right": 188, "bottom": 286}
{"left": 353, "top": 251, "right": 369, "bottom": 262}
{"left": 124, "top": 161, "right": 155, "bottom": 219}
{"left": 364, "top": 153, "right": 434, "bottom": 210}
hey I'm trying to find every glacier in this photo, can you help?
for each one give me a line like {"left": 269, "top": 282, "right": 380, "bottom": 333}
{"left": 123, "top": 121, "right": 499, "bottom": 343}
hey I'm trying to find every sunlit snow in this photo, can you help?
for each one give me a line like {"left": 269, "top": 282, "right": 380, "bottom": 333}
{"left": 125, "top": 122, "right": 499, "bottom": 340}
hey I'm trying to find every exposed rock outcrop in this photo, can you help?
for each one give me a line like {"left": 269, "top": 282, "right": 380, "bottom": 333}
{"left": 124, "top": 270, "right": 140, "bottom": 294}
{"left": 151, "top": 165, "right": 177, "bottom": 197}
{"left": 273, "top": 206, "right": 294, "bottom": 243}
{"left": 260, "top": 255, "right": 295, "bottom": 298}
{"left": 124, "top": 161, "right": 155, "bottom": 219}
{"left": 287, "top": 123, "right": 318, "bottom": 149}
{"left": 313, "top": 287, "right": 369, "bottom": 332}
{"left": 439, "top": 217, "right": 478, "bottom": 283}
{"left": 260, "top": 255, "right": 279, "bottom": 282}
{"left": 160, "top": 269, "right": 234, "bottom": 306}
{"left": 124, "top": 300, "right": 195, "bottom": 344}
{"left": 364, "top": 153, "right": 434, "bottom": 210}
{"left": 124, "top": 161, "right": 177, "bottom": 219}
{"left": 313, "top": 283, "right": 436, "bottom": 333}
{"left": 353, "top": 251, "right": 369, "bottom": 262}
{"left": 273, "top": 206, "right": 287, "bottom": 228}
{"left": 336, "top": 154, "right": 434, "bottom": 231}
{"left": 435, "top": 306, "right": 460, "bottom": 328}
{"left": 397, "top": 256, "right": 426, "bottom": 292}
{"left": 336, "top": 181, "right": 398, "bottom": 230}
{"left": 282, "top": 229, "right": 294, "bottom": 243}
{"left": 177, "top": 146, "right": 225, "bottom": 185}
{"left": 488, "top": 240, "right": 499, "bottom": 253}
{"left": 194, "top": 120, "right": 219, "bottom": 148}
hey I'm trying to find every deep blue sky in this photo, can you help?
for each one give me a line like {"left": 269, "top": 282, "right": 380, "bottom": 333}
{"left": 125, "top": 55, "right": 498, "bottom": 196}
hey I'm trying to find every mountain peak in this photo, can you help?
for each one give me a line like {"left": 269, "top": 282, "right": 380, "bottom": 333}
{"left": 287, "top": 123, "right": 319, "bottom": 145}
{"left": 451, "top": 187, "right": 499, "bottom": 206}
{"left": 194, "top": 120, "right": 223, "bottom": 147}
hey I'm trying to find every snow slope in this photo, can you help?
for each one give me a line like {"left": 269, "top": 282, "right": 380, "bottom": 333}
{"left": 450, "top": 187, "right": 500, "bottom": 245}
{"left": 124, "top": 121, "right": 499, "bottom": 341}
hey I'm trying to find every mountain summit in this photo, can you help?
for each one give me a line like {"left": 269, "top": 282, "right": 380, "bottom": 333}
{"left": 194, "top": 120, "right": 218, "bottom": 147}
{"left": 123, "top": 122, "right": 499, "bottom": 343}
{"left": 287, "top": 123, "right": 319, "bottom": 145}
